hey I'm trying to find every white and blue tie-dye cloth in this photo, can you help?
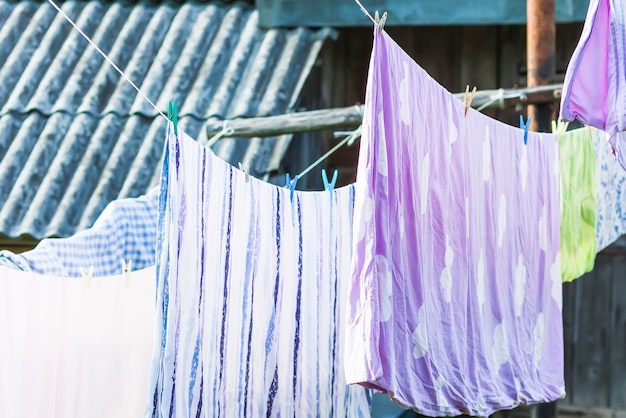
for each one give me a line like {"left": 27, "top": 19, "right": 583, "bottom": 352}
{"left": 0, "top": 188, "right": 158, "bottom": 277}
{"left": 594, "top": 128, "right": 626, "bottom": 251}
{"left": 146, "top": 124, "right": 371, "bottom": 417}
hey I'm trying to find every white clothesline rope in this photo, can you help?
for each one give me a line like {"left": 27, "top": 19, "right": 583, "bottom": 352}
{"left": 353, "top": 0, "right": 377, "bottom": 24}
{"left": 46, "top": 0, "right": 365, "bottom": 188}
{"left": 46, "top": 0, "right": 169, "bottom": 123}
{"left": 297, "top": 126, "right": 362, "bottom": 180}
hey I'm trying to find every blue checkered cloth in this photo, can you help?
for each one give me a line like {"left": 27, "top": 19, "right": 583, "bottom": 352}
{"left": 0, "top": 188, "right": 158, "bottom": 277}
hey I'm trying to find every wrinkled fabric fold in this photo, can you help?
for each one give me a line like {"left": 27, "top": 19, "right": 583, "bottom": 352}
{"left": 0, "top": 189, "right": 158, "bottom": 277}
{"left": 345, "top": 29, "right": 565, "bottom": 416}
{"left": 560, "top": 0, "right": 626, "bottom": 168}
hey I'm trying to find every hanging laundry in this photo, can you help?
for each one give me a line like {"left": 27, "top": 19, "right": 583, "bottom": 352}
{"left": 560, "top": 0, "right": 626, "bottom": 169}
{"left": 0, "top": 251, "right": 29, "bottom": 270}
{"left": 593, "top": 128, "right": 626, "bottom": 251}
{"left": 0, "top": 188, "right": 158, "bottom": 277}
{"left": 345, "top": 29, "right": 564, "bottom": 416}
{"left": 558, "top": 127, "right": 597, "bottom": 282}
{"left": 146, "top": 124, "right": 371, "bottom": 417}
{"left": 0, "top": 265, "right": 155, "bottom": 418}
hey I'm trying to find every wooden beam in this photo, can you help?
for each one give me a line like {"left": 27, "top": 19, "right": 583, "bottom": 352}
{"left": 205, "top": 83, "right": 563, "bottom": 139}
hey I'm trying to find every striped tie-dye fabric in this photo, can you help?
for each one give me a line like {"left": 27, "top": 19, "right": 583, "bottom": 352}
{"left": 146, "top": 124, "right": 371, "bottom": 417}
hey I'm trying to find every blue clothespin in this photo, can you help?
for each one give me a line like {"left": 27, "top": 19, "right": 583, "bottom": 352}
{"left": 321, "top": 169, "right": 338, "bottom": 193}
{"left": 284, "top": 173, "right": 299, "bottom": 202}
{"left": 520, "top": 115, "right": 531, "bottom": 145}
{"left": 168, "top": 100, "right": 178, "bottom": 136}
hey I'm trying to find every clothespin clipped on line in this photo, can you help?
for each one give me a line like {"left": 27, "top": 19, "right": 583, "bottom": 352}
{"left": 551, "top": 120, "right": 569, "bottom": 135}
{"left": 168, "top": 100, "right": 178, "bottom": 136}
{"left": 207, "top": 121, "right": 234, "bottom": 148}
{"left": 374, "top": 10, "right": 387, "bottom": 34}
{"left": 520, "top": 115, "right": 531, "bottom": 145}
{"left": 284, "top": 173, "right": 299, "bottom": 202}
{"left": 238, "top": 162, "right": 250, "bottom": 183}
{"left": 463, "top": 85, "right": 477, "bottom": 116}
{"left": 81, "top": 266, "right": 94, "bottom": 287}
{"left": 322, "top": 168, "right": 338, "bottom": 193}
{"left": 121, "top": 259, "right": 133, "bottom": 288}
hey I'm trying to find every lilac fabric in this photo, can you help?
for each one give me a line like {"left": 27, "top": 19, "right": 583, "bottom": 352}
{"left": 560, "top": 0, "right": 626, "bottom": 168}
{"left": 345, "top": 30, "right": 565, "bottom": 416}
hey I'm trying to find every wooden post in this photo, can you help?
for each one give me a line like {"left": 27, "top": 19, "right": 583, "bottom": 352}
{"left": 203, "top": 84, "right": 564, "bottom": 139}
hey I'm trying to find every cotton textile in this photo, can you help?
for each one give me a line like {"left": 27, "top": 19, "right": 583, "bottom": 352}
{"left": 558, "top": 128, "right": 597, "bottom": 282}
{"left": 0, "top": 188, "right": 158, "bottom": 277}
{"left": 594, "top": 128, "right": 626, "bottom": 250}
{"left": 0, "top": 266, "right": 156, "bottom": 418}
{"left": 147, "top": 125, "right": 371, "bottom": 417}
{"left": 560, "top": 0, "right": 626, "bottom": 168}
{"left": 346, "top": 30, "right": 565, "bottom": 416}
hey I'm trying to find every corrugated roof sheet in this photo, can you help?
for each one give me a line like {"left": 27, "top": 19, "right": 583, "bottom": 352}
{"left": 0, "top": 0, "right": 331, "bottom": 240}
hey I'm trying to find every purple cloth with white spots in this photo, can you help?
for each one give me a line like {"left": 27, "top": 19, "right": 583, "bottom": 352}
{"left": 560, "top": 0, "right": 626, "bottom": 169}
{"left": 345, "top": 30, "right": 565, "bottom": 416}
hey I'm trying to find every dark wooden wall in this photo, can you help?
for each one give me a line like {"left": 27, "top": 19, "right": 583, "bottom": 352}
{"left": 563, "top": 249, "right": 626, "bottom": 409}
{"left": 0, "top": 238, "right": 36, "bottom": 254}
{"left": 299, "top": 23, "right": 584, "bottom": 187}
{"left": 293, "top": 22, "right": 626, "bottom": 414}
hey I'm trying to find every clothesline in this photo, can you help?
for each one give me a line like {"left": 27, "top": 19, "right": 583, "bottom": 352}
{"left": 204, "top": 83, "right": 563, "bottom": 139}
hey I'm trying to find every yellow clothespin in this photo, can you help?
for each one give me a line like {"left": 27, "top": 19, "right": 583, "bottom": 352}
{"left": 238, "top": 162, "right": 250, "bottom": 183}
{"left": 121, "top": 259, "right": 133, "bottom": 288}
{"left": 464, "top": 85, "right": 477, "bottom": 116}
{"left": 81, "top": 266, "right": 94, "bottom": 287}
{"left": 551, "top": 120, "right": 569, "bottom": 135}
{"left": 374, "top": 11, "right": 387, "bottom": 34}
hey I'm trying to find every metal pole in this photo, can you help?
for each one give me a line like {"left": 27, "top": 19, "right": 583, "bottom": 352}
{"left": 528, "top": 5, "right": 558, "bottom": 418}
{"left": 527, "top": 0, "right": 556, "bottom": 133}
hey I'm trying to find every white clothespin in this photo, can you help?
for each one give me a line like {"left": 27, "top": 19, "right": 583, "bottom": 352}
{"left": 374, "top": 10, "right": 387, "bottom": 34}
{"left": 81, "top": 266, "right": 94, "bottom": 287}
{"left": 238, "top": 161, "right": 250, "bottom": 183}
{"left": 207, "top": 120, "right": 235, "bottom": 147}
{"left": 463, "top": 85, "right": 477, "bottom": 116}
{"left": 121, "top": 259, "right": 133, "bottom": 288}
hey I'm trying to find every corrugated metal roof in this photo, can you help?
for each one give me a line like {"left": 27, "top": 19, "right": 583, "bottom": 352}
{"left": 0, "top": 0, "right": 331, "bottom": 240}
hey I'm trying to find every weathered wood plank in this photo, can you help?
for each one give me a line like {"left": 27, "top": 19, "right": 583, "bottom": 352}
{"left": 563, "top": 276, "right": 580, "bottom": 405}
{"left": 204, "top": 84, "right": 563, "bottom": 138}
{"left": 571, "top": 257, "right": 612, "bottom": 408}
{"left": 609, "top": 256, "right": 626, "bottom": 409}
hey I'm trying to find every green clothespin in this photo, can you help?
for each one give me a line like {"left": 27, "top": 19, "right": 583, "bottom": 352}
{"left": 168, "top": 100, "right": 178, "bottom": 136}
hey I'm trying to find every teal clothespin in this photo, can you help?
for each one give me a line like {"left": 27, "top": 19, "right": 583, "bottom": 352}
{"left": 284, "top": 173, "right": 298, "bottom": 202}
{"left": 520, "top": 115, "right": 531, "bottom": 145}
{"left": 321, "top": 168, "right": 338, "bottom": 193}
{"left": 168, "top": 100, "right": 178, "bottom": 136}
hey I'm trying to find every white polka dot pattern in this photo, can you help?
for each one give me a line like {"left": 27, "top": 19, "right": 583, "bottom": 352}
{"left": 346, "top": 30, "right": 564, "bottom": 417}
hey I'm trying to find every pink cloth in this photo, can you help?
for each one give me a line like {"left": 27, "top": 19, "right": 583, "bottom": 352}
{"left": 560, "top": 0, "right": 626, "bottom": 168}
{"left": 345, "top": 29, "right": 565, "bottom": 416}
{"left": 0, "top": 266, "right": 156, "bottom": 418}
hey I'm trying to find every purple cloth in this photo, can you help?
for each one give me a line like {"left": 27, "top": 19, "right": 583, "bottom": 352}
{"left": 560, "top": 0, "right": 626, "bottom": 168}
{"left": 345, "top": 30, "right": 565, "bottom": 416}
